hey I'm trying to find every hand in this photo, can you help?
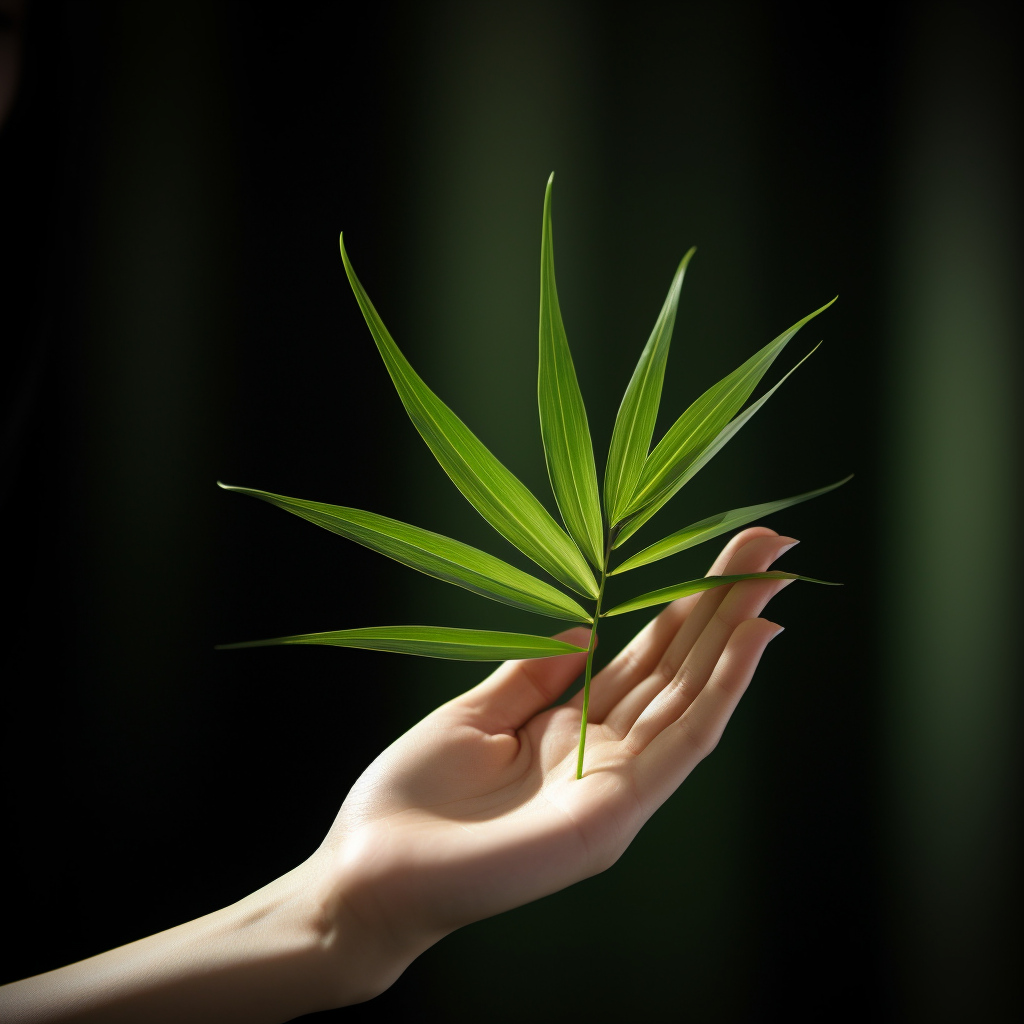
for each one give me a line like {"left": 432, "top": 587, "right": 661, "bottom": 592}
{"left": 313, "top": 525, "right": 795, "bottom": 1000}
{"left": 0, "top": 527, "right": 796, "bottom": 1023}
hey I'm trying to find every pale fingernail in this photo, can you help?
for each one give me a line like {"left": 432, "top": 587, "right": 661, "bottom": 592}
{"left": 769, "top": 624, "right": 785, "bottom": 640}
{"left": 778, "top": 537, "right": 800, "bottom": 554}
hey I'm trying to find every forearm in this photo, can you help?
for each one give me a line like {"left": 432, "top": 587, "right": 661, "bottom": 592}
{"left": 0, "top": 860, "right": 394, "bottom": 1024}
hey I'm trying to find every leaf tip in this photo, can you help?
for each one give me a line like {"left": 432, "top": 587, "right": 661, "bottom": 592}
{"left": 547, "top": 170, "right": 555, "bottom": 186}
{"left": 338, "top": 233, "right": 354, "bottom": 273}
{"left": 797, "top": 574, "right": 843, "bottom": 586}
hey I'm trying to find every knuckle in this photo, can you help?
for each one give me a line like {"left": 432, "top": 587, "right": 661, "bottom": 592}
{"left": 677, "top": 717, "right": 715, "bottom": 760}
{"left": 621, "top": 731, "right": 645, "bottom": 758}
{"left": 652, "top": 657, "right": 677, "bottom": 689}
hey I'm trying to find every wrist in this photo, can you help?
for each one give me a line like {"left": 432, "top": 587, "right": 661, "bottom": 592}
{"left": 289, "top": 845, "right": 433, "bottom": 1008}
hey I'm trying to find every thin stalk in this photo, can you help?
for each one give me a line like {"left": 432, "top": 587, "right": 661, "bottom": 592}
{"left": 575, "top": 534, "right": 611, "bottom": 779}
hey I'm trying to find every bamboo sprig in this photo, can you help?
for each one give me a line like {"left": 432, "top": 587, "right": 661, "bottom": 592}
{"left": 218, "top": 173, "right": 848, "bottom": 779}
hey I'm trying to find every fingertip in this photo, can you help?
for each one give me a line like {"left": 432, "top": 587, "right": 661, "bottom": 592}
{"left": 708, "top": 526, "right": 779, "bottom": 575}
{"left": 734, "top": 616, "right": 784, "bottom": 646}
{"left": 737, "top": 525, "right": 781, "bottom": 542}
{"left": 716, "top": 533, "right": 804, "bottom": 583}
{"left": 556, "top": 626, "right": 592, "bottom": 650}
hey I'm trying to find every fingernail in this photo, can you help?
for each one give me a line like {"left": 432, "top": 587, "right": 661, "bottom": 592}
{"left": 770, "top": 624, "right": 785, "bottom": 640}
{"left": 778, "top": 537, "right": 800, "bottom": 554}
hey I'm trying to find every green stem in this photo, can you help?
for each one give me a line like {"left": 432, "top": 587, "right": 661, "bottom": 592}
{"left": 576, "top": 536, "right": 610, "bottom": 780}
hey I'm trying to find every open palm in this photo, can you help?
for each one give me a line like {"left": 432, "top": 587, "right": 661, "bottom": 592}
{"left": 318, "top": 527, "right": 794, "bottom": 959}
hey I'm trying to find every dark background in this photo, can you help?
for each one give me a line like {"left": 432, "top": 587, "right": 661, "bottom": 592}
{"left": 1, "top": 1, "right": 1020, "bottom": 1020}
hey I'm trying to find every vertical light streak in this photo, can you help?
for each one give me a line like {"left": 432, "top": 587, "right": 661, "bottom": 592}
{"left": 886, "top": 3, "right": 1020, "bottom": 1014}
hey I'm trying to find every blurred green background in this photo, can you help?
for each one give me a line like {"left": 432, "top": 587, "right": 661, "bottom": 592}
{"left": 1, "top": 1, "right": 1019, "bottom": 1019}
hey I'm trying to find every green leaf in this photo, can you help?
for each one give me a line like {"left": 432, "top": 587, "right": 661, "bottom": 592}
{"left": 604, "top": 247, "right": 696, "bottom": 524}
{"left": 610, "top": 475, "right": 852, "bottom": 574}
{"left": 218, "top": 483, "right": 592, "bottom": 623}
{"left": 619, "top": 300, "right": 836, "bottom": 523}
{"left": 602, "top": 572, "right": 840, "bottom": 617}
{"left": 340, "top": 236, "right": 599, "bottom": 599}
{"left": 216, "top": 625, "right": 589, "bottom": 661}
{"left": 613, "top": 343, "right": 823, "bottom": 549}
{"left": 538, "top": 175, "right": 604, "bottom": 569}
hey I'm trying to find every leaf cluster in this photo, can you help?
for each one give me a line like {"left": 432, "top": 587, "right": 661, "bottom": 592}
{"left": 221, "top": 175, "right": 844, "bottom": 653}
{"left": 218, "top": 175, "right": 847, "bottom": 772}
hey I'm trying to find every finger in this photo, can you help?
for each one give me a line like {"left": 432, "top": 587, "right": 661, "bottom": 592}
{"left": 622, "top": 571, "right": 791, "bottom": 749}
{"left": 603, "top": 533, "right": 796, "bottom": 736}
{"left": 614, "top": 573, "right": 790, "bottom": 749}
{"left": 706, "top": 525, "right": 780, "bottom": 575}
{"left": 581, "top": 526, "right": 780, "bottom": 721}
{"left": 633, "top": 617, "right": 782, "bottom": 812}
{"left": 660, "top": 534, "right": 798, "bottom": 681}
{"left": 457, "top": 626, "right": 592, "bottom": 730}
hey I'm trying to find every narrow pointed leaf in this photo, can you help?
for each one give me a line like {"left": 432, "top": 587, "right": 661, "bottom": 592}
{"left": 340, "top": 236, "right": 599, "bottom": 598}
{"left": 620, "top": 300, "right": 836, "bottom": 522}
{"left": 538, "top": 174, "right": 604, "bottom": 569}
{"left": 604, "top": 247, "right": 696, "bottom": 524}
{"left": 603, "top": 572, "right": 839, "bottom": 618}
{"left": 613, "top": 343, "right": 823, "bottom": 548}
{"left": 611, "top": 475, "right": 853, "bottom": 574}
{"left": 219, "top": 483, "right": 593, "bottom": 622}
{"left": 216, "top": 625, "right": 588, "bottom": 661}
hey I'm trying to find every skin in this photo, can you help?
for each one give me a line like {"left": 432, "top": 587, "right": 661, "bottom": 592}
{"left": 1, "top": 526, "right": 795, "bottom": 1022}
